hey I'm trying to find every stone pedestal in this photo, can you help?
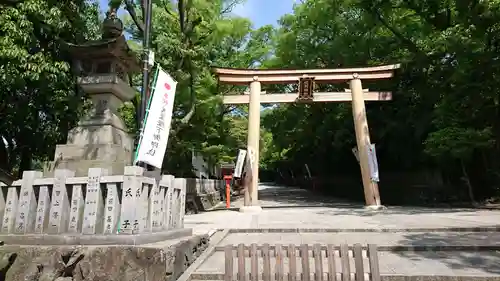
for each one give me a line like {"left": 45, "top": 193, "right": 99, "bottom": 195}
{"left": 45, "top": 76, "right": 135, "bottom": 176}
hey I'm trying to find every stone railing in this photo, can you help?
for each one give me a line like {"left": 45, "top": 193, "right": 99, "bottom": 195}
{"left": 0, "top": 166, "right": 187, "bottom": 239}
{"left": 185, "top": 178, "right": 226, "bottom": 212}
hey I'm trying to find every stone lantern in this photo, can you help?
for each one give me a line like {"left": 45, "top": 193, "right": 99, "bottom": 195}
{"left": 45, "top": 11, "right": 140, "bottom": 176}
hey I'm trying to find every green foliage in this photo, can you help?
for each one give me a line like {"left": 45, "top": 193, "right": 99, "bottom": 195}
{"left": 259, "top": 0, "right": 500, "bottom": 202}
{"left": 424, "top": 127, "right": 495, "bottom": 160}
{"left": 116, "top": 0, "right": 273, "bottom": 175}
{"left": 4, "top": 0, "right": 500, "bottom": 203}
{"left": 0, "top": 0, "right": 100, "bottom": 175}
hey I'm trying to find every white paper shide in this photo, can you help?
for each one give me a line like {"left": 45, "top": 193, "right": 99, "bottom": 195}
{"left": 233, "top": 149, "right": 247, "bottom": 178}
{"left": 367, "top": 144, "right": 379, "bottom": 182}
{"left": 135, "top": 69, "right": 177, "bottom": 169}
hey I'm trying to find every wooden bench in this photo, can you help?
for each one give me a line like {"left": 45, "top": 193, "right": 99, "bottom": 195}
{"left": 224, "top": 243, "right": 380, "bottom": 281}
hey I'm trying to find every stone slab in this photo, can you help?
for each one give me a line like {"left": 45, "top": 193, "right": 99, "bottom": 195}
{"left": 0, "top": 228, "right": 193, "bottom": 245}
{"left": 44, "top": 159, "right": 131, "bottom": 177}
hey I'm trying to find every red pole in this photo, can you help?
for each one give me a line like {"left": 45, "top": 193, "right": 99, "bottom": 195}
{"left": 224, "top": 175, "right": 232, "bottom": 209}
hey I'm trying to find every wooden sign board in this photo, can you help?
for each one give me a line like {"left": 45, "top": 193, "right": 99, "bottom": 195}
{"left": 298, "top": 77, "right": 315, "bottom": 101}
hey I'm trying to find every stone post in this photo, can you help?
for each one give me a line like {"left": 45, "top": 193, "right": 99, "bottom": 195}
{"left": 241, "top": 76, "right": 262, "bottom": 212}
{"left": 15, "top": 171, "right": 43, "bottom": 234}
{"left": 35, "top": 185, "right": 51, "bottom": 234}
{"left": 68, "top": 183, "right": 85, "bottom": 233}
{"left": 120, "top": 166, "right": 144, "bottom": 234}
{"left": 48, "top": 169, "right": 75, "bottom": 233}
{"left": 103, "top": 181, "right": 121, "bottom": 234}
{"left": 0, "top": 183, "right": 5, "bottom": 231}
{"left": 82, "top": 168, "right": 107, "bottom": 234}
{"left": 2, "top": 186, "right": 18, "bottom": 233}
{"left": 174, "top": 178, "right": 187, "bottom": 228}
{"left": 160, "top": 175, "right": 174, "bottom": 229}
{"left": 350, "top": 75, "right": 381, "bottom": 206}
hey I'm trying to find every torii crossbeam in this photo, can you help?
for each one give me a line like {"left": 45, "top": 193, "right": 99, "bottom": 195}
{"left": 214, "top": 64, "right": 400, "bottom": 211}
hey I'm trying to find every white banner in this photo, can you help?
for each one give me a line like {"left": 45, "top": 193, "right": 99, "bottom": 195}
{"left": 134, "top": 68, "right": 177, "bottom": 169}
{"left": 233, "top": 149, "right": 247, "bottom": 178}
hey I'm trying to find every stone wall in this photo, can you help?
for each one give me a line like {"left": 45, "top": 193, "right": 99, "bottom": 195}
{"left": 0, "top": 166, "right": 215, "bottom": 281}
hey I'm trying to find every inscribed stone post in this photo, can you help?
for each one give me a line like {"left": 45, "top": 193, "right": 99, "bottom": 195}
{"left": 1, "top": 186, "right": 19, "bottom": 233}
{"left": 150, "top": 180, "right": 163, "bottom": 232}
{"left": 174, "top": 178, "right": 186, "bottom": 228}
{"left": 170, "top": 181, "right": 181, "bottom": 228}
{"left": 68, "top": 184, "right": 85, "bottom": 233}
{"left": 157, "top": 179, "right": 166, "bottom": 229}
{"left": 219, "top": 180, "right": 225, "bottom": 200}
{"left": 48, "top": 169, "right": 75, "bottom": 233}
{"left": 161, "top": 175, "right": 174, "bottom": 229}
{"left": 160, "top": 175, "right": 173, "bottom": 229}
{"left": 138, "top": 181, "right": 151, "bottom": 233}
{"left": 0, "top": 183, "right": 5, "bottom": 230}
{"left": 196, "top": 178, "right": 204, "bottom": 194}
{"left": 82, "top": 168, "right": 107, "bottom": 234}
{"left": 208, "top": 179, "right": 216, "bottom": 194}
{"left": 35, "top": 185, "right": 51, "bottom": 234}
{"left": 15, "top": 171, "right": 43, "bottom": 234}
{"left": 120, "top": 166, "right": 144, "bottom": 234}
{"left": 103, "top": 182, "right": 121, "bottom": 234}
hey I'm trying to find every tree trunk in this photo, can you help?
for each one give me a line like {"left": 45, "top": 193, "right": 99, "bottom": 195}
{"left": 18, "top": 147, "right": 32, "bottom": 177}
{"left": 460, "top": 159, "right": 476, "bottom": 204}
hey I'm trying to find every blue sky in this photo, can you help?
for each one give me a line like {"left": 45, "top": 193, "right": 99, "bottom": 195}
{"left": 97, "top": 0, "right": 297, "bottom": 28}
{"left": 231, "top": 0, "right": 297, "bottom": 28}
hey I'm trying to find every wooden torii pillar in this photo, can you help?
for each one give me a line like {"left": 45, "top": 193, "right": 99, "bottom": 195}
{"left": 214, "top": 64, "right": 400, "bottom": 212}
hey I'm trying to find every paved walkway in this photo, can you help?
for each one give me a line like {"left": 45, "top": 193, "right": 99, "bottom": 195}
{"left": 183, "top": 184, "right": 500, "bottom": 278}
{"left": 185, "top": 183, "right": 500, "bottom": 235}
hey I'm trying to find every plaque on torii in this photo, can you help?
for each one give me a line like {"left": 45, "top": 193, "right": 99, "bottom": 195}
{"left": 297, "top": 76, "right": 315, "bottom": 102}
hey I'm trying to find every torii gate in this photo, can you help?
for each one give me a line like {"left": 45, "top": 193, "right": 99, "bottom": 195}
{"left": 214, "top": 64, "right": 400, "bottom": 212}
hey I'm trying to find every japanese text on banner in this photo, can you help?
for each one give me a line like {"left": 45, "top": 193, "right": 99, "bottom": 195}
{"left": 135, "top": 69, "right": 177, "bottom": 168}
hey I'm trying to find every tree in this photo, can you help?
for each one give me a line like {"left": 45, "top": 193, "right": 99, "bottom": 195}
{"left": 112, "top": 0, "right": 274, "bottom": 175}
{"left": 0, "top": 0, "right": 100, "bottom": 176}
{"left": 259, "top": 0, "right": 500, "bottom": 203}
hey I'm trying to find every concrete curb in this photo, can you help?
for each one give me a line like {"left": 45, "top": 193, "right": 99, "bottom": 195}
{"left": 0, "top": 228, "right": 193, "bottom": 245}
